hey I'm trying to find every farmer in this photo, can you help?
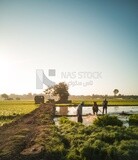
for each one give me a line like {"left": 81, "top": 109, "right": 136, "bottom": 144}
{"left": 93, "top": 102, "right": 98, "bottom": 115}
{"left": 77, "top": 102, "right": 84, "bottom": 123}
{"left": 102, "top": 99, "right": 108, "bottom": 114}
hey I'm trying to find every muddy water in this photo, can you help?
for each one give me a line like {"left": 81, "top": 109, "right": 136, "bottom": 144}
{"left": 54, "top": 106, "right": 138, "bottom": 126}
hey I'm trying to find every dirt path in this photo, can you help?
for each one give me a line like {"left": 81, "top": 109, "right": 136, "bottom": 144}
{"left": 0, "top": 104, "right": 55, "bottom": 160}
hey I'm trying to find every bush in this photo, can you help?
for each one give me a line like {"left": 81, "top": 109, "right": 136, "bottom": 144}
{"left": 80, "top": 140, "right": 109, "bottom": 160}
{"left": 41, "top": 118, "right": 138, "bottom": 160}
{"left": 116, "top": 140, "right": 138, "bottom": 160}
{"left": 129, "top": 114, "right": 138, "bottom": 125}
{"left": 93, "top": 115, "right": 123, "bottom": 127}
{"left": 66, "top": 149, "right": 81, "bottom": 160}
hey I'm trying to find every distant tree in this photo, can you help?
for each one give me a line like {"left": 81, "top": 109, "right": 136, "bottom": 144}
{"left": 1, "top": 93, "right": 9, "bottom": 100}
{"left": 44, "top": 82, "right": 69, "bottom": 103}
{"left": 16, "top": 97, "right": 20, "bottom": 100}
{"left": 118, "top": 94, "right": 122, "bottom": 98}
{"left": 113, "top": 89, "right": 119, "bottom": 97}
{"left": 7, "top": 98, "right": 13, "bottom": 100}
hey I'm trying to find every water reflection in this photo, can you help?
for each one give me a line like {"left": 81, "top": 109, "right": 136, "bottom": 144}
{"left": 55, "top": 106, "right": 138, "bottom": 126}
{"left": 56, "top": 106, "right": 138, "bottom": 116}
{"left": 114, "top": 106, "right": 119, "bottom": 112}
{"left": 59, "top": 107, "right": 68, "bottom": 116}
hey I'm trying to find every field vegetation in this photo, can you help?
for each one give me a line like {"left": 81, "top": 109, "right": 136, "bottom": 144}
{"left": 0, "top": 101, "right": 37, "bottom": 126}
{"left": 53, "top": 116, "right": 138, "bottom": 160}
{"left": 0, "top": 102, "right": 138, "bottom": 160}
{"left": 0, "top": 99, "right": 138, "bottom": 126}
{"left": 71, "top": 98, "right": 138, "bottom": 106}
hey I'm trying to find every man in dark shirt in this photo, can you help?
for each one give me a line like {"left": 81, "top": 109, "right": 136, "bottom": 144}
{"left": 77, "top": 102, "right": 84, "bottom": 123}
{"left": 102, "top": 99, "right": 108, "bottom": 114}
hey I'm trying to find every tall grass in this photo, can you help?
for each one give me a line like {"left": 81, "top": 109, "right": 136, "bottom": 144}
{"left": 0, "top": 100, "right": 38, "bottom": 125}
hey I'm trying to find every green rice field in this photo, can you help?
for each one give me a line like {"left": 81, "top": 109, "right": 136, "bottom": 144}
{"left": 61, "top": 98, "right": 138, "bottom": 106}
{"left": 0, "top": 101, "right": 38, "bottom": 126}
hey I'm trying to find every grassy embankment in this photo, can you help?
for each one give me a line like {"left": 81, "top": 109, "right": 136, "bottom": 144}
{"left": 0, "top": 104, "right": 55, "bottom": 160}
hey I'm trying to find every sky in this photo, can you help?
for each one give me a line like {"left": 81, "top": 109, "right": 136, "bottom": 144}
{"left": 0, "top": 0, "right": 138, "bottom": 95}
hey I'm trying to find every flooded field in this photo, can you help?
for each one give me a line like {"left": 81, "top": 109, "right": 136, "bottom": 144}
{"left": 54, "top": 106, "right": 138, "bottom": 126}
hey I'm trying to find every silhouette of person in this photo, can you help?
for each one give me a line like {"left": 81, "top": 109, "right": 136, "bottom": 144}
{"left": 77, "top": 102, "right": 84, "bottom": 123}
{"left": 93, "top": 102, "right": 98, "bottom": 115}
{"left": 102, "top": 99, "right": 108, "bottom": 114}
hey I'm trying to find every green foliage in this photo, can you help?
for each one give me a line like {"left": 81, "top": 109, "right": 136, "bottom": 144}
{"left": 45, "top": 82, "right": 69, "bottom": 103}
{"left": 52, "top": 117, "right": 138, "bottom": 160}
{"left": 59, "top": 117, "right": 71, "bottom": 124}
{"left": 81, "top": 140, "right": 109, "bottom": 160}
{"left": 113, "top": 89, "right": 119, "bottom": 96}
{"left": 53, "top": 82, "right": 69, "bottom": 103}
{"left": 93, "top": 115, "right": 123, "bottom": 127}
{"left": 129, "top": 114, "right": 138, "bottom": 125}
{"left": 66, "top": 149, "right": 81, "bottom": 160}
{"left": 116, "top": 140, "right": 138, "bottom": 160}
{"left": 45, "top": 136, "right": 67, "bottom": 160}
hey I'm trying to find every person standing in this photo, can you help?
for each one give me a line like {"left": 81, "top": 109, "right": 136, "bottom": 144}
{"left": 77, "top": 102, "right": 84, "bottom": 123}
{"left": 93, "top": 102, "right": 98, "bottom": 115}
{"left": 102, "top": 99, "right": 108, "bottom": 114}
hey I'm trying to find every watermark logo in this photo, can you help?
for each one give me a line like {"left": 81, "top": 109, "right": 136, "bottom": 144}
{"left": 36, "top": 69, "right": 102, "bottom": 89}
{"left": 61, "top": 72, "right": 102, "bottom": 79}
{"left": 36, "top": 69, "right": 56, "bottom": 89}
